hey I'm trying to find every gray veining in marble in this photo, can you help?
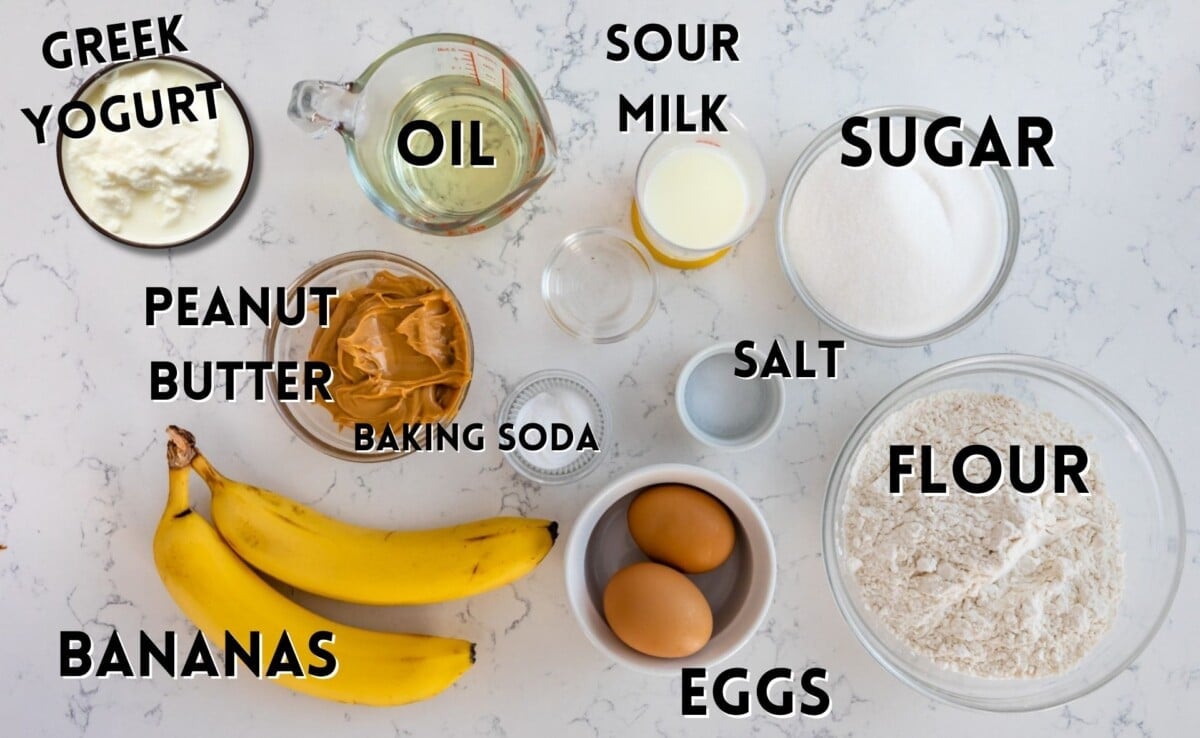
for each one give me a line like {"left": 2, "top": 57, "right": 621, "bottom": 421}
{"left": 1, "top": 0, "right": 1197, "bottom": 736}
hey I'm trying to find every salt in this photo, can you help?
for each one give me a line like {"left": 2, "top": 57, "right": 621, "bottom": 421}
{"left": 785, "top": 118, "right": 1004, "bottom": 339}
{"left": 513, "top": 388, "right": 595, "bottom": 470}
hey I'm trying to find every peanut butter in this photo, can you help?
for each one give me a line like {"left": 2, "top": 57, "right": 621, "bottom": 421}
{"left": 308, "top": 270, "right": 471, "bottom": 431}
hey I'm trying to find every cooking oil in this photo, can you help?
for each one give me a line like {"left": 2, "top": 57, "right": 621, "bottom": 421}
{"left": 381, "top": 76, "right": 530, "bottom": 217}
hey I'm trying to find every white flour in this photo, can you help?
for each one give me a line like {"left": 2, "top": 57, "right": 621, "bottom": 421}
{"left": 842, "top": 391, "right": 1124, "bottom": 678}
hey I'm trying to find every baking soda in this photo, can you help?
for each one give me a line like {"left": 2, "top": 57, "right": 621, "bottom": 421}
{"left": 513, "top": 388, "right": 595, "bottom": 470}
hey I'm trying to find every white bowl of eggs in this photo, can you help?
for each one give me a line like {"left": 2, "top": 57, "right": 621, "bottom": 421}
{"left": 564, "top": 464, "right": 777, "bottom": 675}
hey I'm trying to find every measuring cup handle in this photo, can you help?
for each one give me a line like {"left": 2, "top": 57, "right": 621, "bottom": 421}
{"left": 287, "top": 79, "right": 357, "bottom": 138}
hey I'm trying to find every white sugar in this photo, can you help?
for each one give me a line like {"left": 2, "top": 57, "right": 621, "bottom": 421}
{"left": 785, "top": 119, "right": 1004, "bottom": 339}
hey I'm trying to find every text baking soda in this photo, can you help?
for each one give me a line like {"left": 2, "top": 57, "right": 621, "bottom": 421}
{"left": 513, "top": 388, "right": 596, "bottom": 470}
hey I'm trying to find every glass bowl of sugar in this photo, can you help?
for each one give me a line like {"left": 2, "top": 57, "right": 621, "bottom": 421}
{"left": 776, "top": 106, "right": 1020, "bottom": 347}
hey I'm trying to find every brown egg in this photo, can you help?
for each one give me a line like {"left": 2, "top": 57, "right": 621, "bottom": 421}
{"left": 627, "top": 484, "right": 736, "bottom": 573}
{"left": 603, "top": 562, "right": 713, "bottom": 658}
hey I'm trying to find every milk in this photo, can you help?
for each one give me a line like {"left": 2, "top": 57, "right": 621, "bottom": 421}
{"left": 640, "top": 144, "right": 748, "bottom": 252}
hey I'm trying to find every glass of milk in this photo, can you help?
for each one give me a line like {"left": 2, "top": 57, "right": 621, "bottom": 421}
{"left": 632, "top": 111, "right": 767, "bottom": 269}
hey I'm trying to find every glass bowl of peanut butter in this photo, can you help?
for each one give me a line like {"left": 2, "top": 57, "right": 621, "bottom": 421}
{"left": 265, "top": 250, "right": 473, "bottom": 462}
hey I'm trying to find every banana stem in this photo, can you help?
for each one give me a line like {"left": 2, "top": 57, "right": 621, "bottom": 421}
{"left": 166, "top": 425, "right": 198, "bottom": 470}
{"left": 164, "top": 426, "right": 199, "bottom": 518}
{"left": 190, "top": 452, "right": 223, "bottom": 488}
{"left": 164, "top": 424, "right": 225, "bottom": 488}
{"left": 165, "top": 467, "right": 192, "bottom": 518}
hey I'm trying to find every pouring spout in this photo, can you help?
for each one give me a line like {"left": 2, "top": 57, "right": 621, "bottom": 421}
{"left": 287, "top": 79, "right": 358, "bottom": 138}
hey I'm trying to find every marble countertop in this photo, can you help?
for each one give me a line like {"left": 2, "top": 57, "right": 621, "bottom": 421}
{"left": 1, "top": 0, "right": 1197, "bottom": 735}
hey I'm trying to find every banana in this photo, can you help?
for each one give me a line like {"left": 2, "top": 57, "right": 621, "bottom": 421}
{"left": 171, "top": 425, "right": 558, "bottom": 606}
{"left": 155, "top": 428, "right": 474, "bottom": 706}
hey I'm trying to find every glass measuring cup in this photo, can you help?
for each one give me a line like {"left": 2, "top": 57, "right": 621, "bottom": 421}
{"left": 288, "top": 33, "right": 557, "bottom": 236}
{"left": 631, "top": 111, "right": 767, "bottom": 268}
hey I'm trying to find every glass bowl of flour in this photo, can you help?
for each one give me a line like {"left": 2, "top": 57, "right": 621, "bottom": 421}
{"left": 777, "top": 106, "right": 1020, "bottom": 346}
{"left": 822, "top": 355, "right": 1184, "bottom": 711}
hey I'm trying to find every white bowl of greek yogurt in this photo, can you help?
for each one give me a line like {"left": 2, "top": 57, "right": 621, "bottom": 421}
{"left": 57, "top": 56, "right": 253, "bottom": 248}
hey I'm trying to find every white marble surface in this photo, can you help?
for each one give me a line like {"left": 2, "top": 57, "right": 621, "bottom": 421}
{"left": 1, "top": 0, "right": 1197, "bottom": 735}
